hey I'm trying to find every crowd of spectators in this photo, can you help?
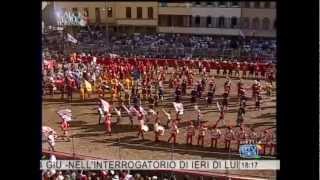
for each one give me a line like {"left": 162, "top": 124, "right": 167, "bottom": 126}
{"left": 43, "top": 26, "right": 276, "bottom": 60}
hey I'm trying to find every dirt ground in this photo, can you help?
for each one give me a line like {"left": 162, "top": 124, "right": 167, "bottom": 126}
{"left": 42, "top": 69, "right": 277, "bottom": 178}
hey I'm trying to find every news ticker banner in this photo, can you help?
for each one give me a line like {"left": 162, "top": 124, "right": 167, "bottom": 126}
{"left": 40, "top": 160, "right": 280, "bottom": 171}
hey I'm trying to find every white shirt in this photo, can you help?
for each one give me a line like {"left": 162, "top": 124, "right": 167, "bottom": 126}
{"left": 48, "top": 134, "right": 55, "bottom": 146}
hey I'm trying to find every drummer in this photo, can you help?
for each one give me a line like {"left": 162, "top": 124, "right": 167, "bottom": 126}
{"left": 154, "top": 112, "right": 164, "bottom": 142}
{"left": 47, "top": 131, "right": 56, "bottom": 151}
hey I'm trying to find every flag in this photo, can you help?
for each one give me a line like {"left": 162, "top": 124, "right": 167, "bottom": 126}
{"left": 100, "top": 99, "right": 110, "bottom": 113}
{"left": 129, "top": 106, "right": 139, "bottom": 116}
{"left": 42, "top": 126, "right": 57, "bottom": 137}
{"left": 66, "top": 33, "right": 78, "bottom": 44}
{"left": 139, "top": 106, "right": 147, "bottom": 115}
{"left": 239, "top": 30, "right": 245, "bottom": 39}
{"left": 216, "top": 102, "right": 221, "bottom": 112}
{"left": 84, "top": 80, "right": 92, "bottom": 92}
{"left": 173, "top": 102, "right": 184, "bottom": 115}
{"left": 57, "top": 109, "right": 72, "bottom": 122}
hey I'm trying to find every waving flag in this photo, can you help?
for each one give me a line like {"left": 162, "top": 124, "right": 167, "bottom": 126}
{"left": 84, "top": 80, "right": 92, "bottom": 92}
{"left": 173, "top": 102, "right": 184, "bottom": 115}
{"left": 57, "top": 109, "right": 72, "bottom": 122}
{"left": 239, "top": 30, "right": 245, "bottom": 39}
{"left": 216, "top": 101, "right": 221, "bottom": 112}
{"left": 138, "top": 106, "right": 147, "bottom": 115}
{"left": 100, "top": 99, "right": 110, "bottom": 113}
{"left": 66, "top": 33, "right": 78, "bottom": 44}
{"left": 42, "top": 126, "right": 57, "bottom": 138}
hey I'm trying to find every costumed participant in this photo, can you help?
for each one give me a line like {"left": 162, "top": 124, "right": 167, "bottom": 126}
{"left": 215, "top": 102, "right": 226, "bottom": 127}
{"left": 186, "top": 121, "right": 195, "bottom": 145}
{"left": 167, "top": 120, "right": 179, "bottom": 144}
{"left": 191, "top": 88, "right": 197, "bottom": 103}
{"left": 221, "top": 91, "right": 229, "bottom": 111}
{"left": 255, "top": 94, "right": 262, "bottom": 111}
{"left": 248, "top": 128, "right": 258, "bottom": 144}
{"left": 194, "top": 105, "right": 202, "bottom": 127}
{"left": 259, "top": 129, "right": 272, "bottom": 155}
{"left": 265, "top": 82, "right": 273, "bottom": 96}
{"left": 224, "top": 126, "right": 234, "bottom": 151}
{"left": 197, "top": 122, "right": 208, "bottom": 147}
{"left": 181, "top": 79, "right": 187, "bottom": 95}
{"left": 114, "top": 107, "right": 122, "bottom": 124}
{"left": 236, "top": 125, "right": 249, "bottom": 150}
{"left": 124, "top": 90, "right": 131, "bottom": 105}
{"left": 154, "top": 112, "right": 165, "bottom": 142}
{"left": 47, "top": 131, "right": 56, "bottom": 151}
{"left": 224, "top": 77, "right": 231, "bottom": 95}
{"left": 137, "top": 110, "right": 146, "bottom": 140}
{"left": 237, "top": 79, "right": 244, "bottom": 97}
{"left": 122, "top": 104, "right": 134, "bottom": 127}
{"left": 270, "top": 131, "right": 277, "bottom": 156}
{"left": 236, "top": 106, "right": 245, "bottom": 127}
{"left": 210, "top": 125, "right": 221, "bottom": 149}
{"left": 206, "top": 89, "right": 214, "bottom": 106}
{"left": 104, "top": 113, "right": 112, "bottom": 136}
{"left": 97, "top": 104, "right": 105, "bottom": 125}
{"left": 60, "top": 119, "right": 70, "bottom": 142}
{"left": 162, "top": 108, "right": 172, "bottom": 128}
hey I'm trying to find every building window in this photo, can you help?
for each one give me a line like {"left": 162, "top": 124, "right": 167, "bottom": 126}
{"left": 231, "top": 2, "right": 240, "bottom": 6}
{"left": 72, "top": 8, "right": 78, "bottom": 16}
{"left": 95, "top": 8, "right": 101, "bottom": 23}
{"left": 195, "top": 16, "right": 200, "bottom": 27}
{"left": 254, "top": 2, "right": 260, "bottom": 8}
{"left": 241, "top": 17, "right": 250, "bottom": 29}
{"left": 243, "top": 2, "right": 251, "bottom": 8}
{"left": 231, "top": 17, "right": 238, "bottom": 28}
{"left": 137, "top": 7, "right": 142, "bottom": 19}
{"left": 148, "top": 7, "right": 153, "bottom": 19}
{"left": 107, "top": 7, "right": 112, "bottom": 17}
{"left": 218, "top": 16, "right": 225, "bottom": 28}
{"left": 83, "top": 8, "right": 89, "bottom": 17}
{"left": 264, "top": 2, "right": 271, "bottom": 8}
{"left": 218, "top": 2, "right": 226, "bottom": 6}
{"left": 251, "top": 17, "right": 260, "bottom": 29}
{"left": 126, "top": 7, "right": 131, "bottom": 18}
{"left": 160, "top": 2, "right": 167, "bottom": 7}
{"left": 206, "top": 16, "right": 212, "bottom": 27}
{"left": 262, "top": 18, "right": 270, "bottom": 30}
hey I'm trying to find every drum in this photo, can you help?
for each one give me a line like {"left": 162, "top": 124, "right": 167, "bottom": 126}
{"left": 142, "top": 125, "right": 149, "bottom": 132}
{"left": 157, "top": 126, "right": 165, "bottom": 136}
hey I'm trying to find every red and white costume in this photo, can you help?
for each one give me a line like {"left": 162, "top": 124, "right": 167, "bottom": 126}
{"left": 186, "top": 123, "right": 195, "bottom": 145}
{"left": 168, "top": 121, "right": 179, "bottom": 144}
{"left": 210, "top": 128, "right": 221, "bottom": 148}
{"left": 224, "top": 128, "right": 234, "bottom": 151}
{"left": 104, "top": 114, "right": 112, "bottom": 136}
{"left": 197, "top": 125, "right": 207, "bottom": 147}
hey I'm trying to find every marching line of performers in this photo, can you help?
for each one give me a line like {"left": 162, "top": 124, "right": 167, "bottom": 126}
{"left": 96, "top": 102, "right": 276, "bottom": 156}
{"left": 42, "top": 58, "right": 275, "bottom": 103}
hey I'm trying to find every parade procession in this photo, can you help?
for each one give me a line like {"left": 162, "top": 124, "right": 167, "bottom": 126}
{"left": 42, "top": 53, "right": 277, "bottom": 159}
{"left": 42, "top": 1, "right": 277, "bottom": 163}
